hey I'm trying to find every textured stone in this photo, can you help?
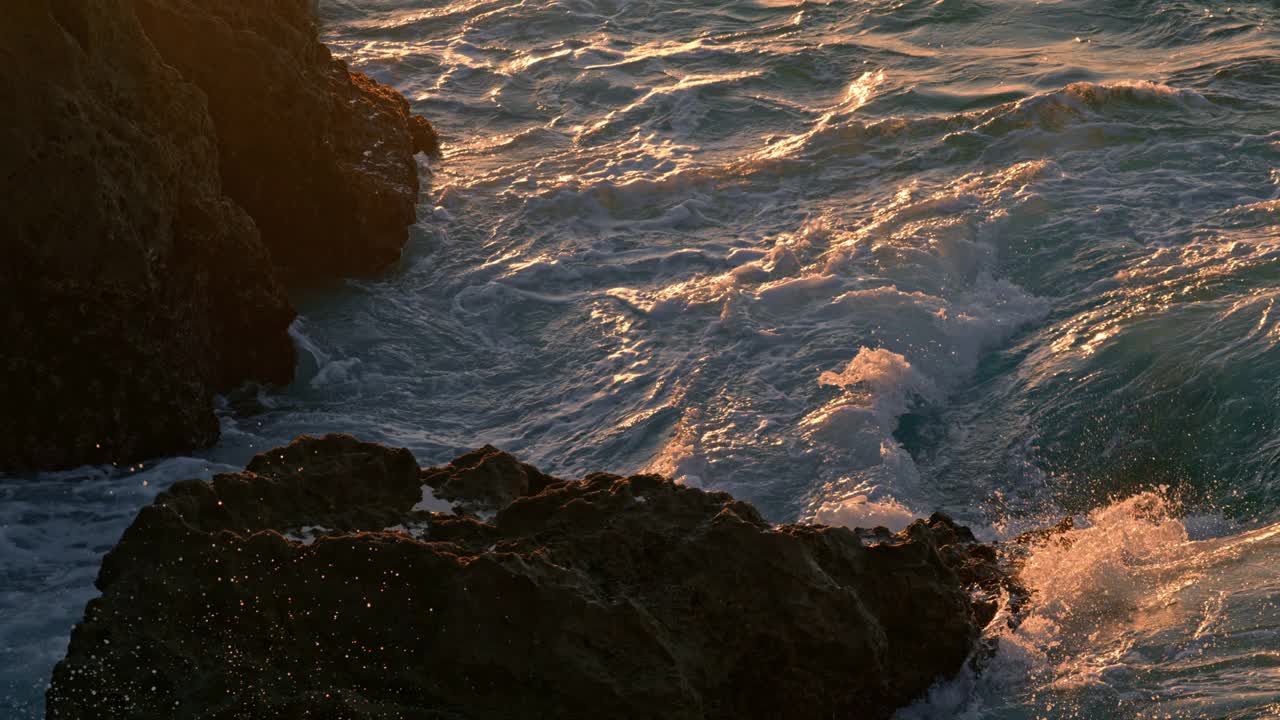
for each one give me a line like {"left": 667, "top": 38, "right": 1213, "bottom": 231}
{"left": 0, "top": 0, "right": 295, "bottom": 471}
{"left": 132, "top": 0, "right": 439, "bottom": 278}
{"left": 0, "top": 1, "right": 438, "bottom": 472}
{"left": 48, "top": 435, "right": 997, "bottom": 720}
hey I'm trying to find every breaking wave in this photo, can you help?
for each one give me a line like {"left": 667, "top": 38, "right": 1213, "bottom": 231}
{"left": 4, "top": 0, "right": 1280, "bottom": 716}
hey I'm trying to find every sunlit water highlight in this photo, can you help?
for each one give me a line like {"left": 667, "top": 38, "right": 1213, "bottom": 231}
{"left": 3, "top": 0, "right": 1280, "bottom": 716}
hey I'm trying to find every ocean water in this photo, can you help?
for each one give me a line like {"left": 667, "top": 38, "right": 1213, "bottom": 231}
{"left": 4, "top": 0, "right": 1280, "bottom": 716}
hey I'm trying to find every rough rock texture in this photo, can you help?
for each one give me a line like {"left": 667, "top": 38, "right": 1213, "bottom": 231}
{"left": 48, "top": 435, "right": 998, "bottom": 720}
{"left": 132, "top": 0, "right": 441, "bottom": 278}
{"left": 0, "top": 1, "right": 296, "bottom": 471}
{"left": 0, "top": 1, "right": 438, "bottom": 472}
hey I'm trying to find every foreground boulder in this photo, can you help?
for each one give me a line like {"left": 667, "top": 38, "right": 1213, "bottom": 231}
{"left": 0, "top": 1, "right": 296, "bottom": 470}
{"left": 132, "top": 0, "right": 440, "bottom": 278}
{"left": 48, "top": 435, "right": 998, "bottom": 720}
{"left": 0, "top": 2, "right": 437, "bottom": 471}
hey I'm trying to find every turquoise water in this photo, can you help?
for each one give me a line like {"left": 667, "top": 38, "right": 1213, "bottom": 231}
{"left": 4, "top": 0, "right": 1280, "bottom": 716}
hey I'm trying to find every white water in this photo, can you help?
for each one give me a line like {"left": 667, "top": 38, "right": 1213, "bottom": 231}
{"left": 904, "top": 494, "right": 1280, "bottom": 719}
{"left": 4, "top": 0, "right": 1280, "bottom": 716}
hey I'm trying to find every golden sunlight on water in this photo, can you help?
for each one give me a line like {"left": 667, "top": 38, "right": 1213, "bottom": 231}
{"left": 4, "top": 0, "right": 1280, "bottom": 717}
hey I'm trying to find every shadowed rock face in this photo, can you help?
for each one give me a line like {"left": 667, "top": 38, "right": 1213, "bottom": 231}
{"left": 47, "top": 435, "right": 996, "bottom": 720}
{"left": 0, "top": 1, "right": 437, "bottom": 472}
{"left": 131, "top": 0, "right": 440, "bottom": 279}
{"left": 0, "top": 0, "right": 296, "bottom": 471}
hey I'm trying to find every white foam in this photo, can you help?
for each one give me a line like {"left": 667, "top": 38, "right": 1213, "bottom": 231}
{"left": 310, "top": 358, "right": 363, "bottom": 387}
{"left": 812, "top": 494, "right": 918, "bottom": 533}
{"left": 411, "top": 485, "right": 456, "bottom": 513}
{"left": 903, "top": 493, "right": 1280, "bottom": 718}
{"left": 282, "top": 525, "right": 335, "bottom": 545}
{"left": 11, "top": 0, "right": 1275, "bottom": 714}
{"left": 382, "top": 523, "right": 430, "bottom": 539}
{"left": 1018, "top": 492, "right": 1188, "bottom": 627}
{"left": 636, "top": 162, "right": 1051, "bottom": 514}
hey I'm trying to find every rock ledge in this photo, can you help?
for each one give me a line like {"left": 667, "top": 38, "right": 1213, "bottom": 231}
{"left": 48, "top": 435, "right": 1000, "bottom": 720}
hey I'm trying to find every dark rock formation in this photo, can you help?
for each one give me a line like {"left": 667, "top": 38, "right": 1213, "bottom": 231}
{"left": 48, "top": 435, "right": 998, "bottom": 720}
{"left": 0, "top": 1, "right": 296, "bottom": 471}
{"left": 0, "top": 1, "right": 437, "bottom": 471}
{"left": 131, "top": 0, "right": 440, "bottom": 278}
{"left": 421, "top": 444, "right": 561, "bottom": 516}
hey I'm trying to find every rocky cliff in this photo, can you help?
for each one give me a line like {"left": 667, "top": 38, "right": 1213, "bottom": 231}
{"left": 0, "top": 1, "right": 296, "bottom": 471}
{"left": 47, "top": 435, "right": 1000, "bottom": 720}
{"left": 0, "top": 2, "right": 436, "bottom": 471}
{"left": 131, "top": 0, "right": 440, "bottom": 278}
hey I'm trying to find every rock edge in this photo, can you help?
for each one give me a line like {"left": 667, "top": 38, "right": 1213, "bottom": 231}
{"left": 48, "top": 434, "right": 1004, "bottom": 720}
{"left": 1, "top": 2, "right": 439, "bottom": 472}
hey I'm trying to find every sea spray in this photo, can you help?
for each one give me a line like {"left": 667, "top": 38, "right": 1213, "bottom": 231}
{"left": 903, "top": 491, "right": 1280, "bottom": 719}
{"left": 5, "top": 0, "right": 1280, "bottom": 715}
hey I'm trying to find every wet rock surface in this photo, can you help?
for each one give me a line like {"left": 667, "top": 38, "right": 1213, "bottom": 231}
{"left": 132, "top": 0, "right": 439, "bottom": 278}
{"left": 0, "top": 1, "right": 437, "bottom": 472}
{"left": 0, "top": 0, "right": 296, "bottom": 471}
{"left": 48, "top": 434, "right": 1001, "bottom": 720}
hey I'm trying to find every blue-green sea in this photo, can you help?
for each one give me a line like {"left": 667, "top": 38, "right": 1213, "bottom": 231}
{"left": 4, "top": 0, "right": 1280, "bottom": 716}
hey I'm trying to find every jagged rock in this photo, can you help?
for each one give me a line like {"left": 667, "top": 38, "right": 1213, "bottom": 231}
{"left": 421, "top": 444, "right": 561, "bottom": 516}
{"left": 131, "top": 0, "right": 439, "bottom": 278}
{"left": 48, "top": 435, "right": 997, "bottom": 720}
{"left": 0, "top": 0, "right": 296, "bottom": 471}
{"left": 0, "top": 1, "right": 439, "bottom": 472}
